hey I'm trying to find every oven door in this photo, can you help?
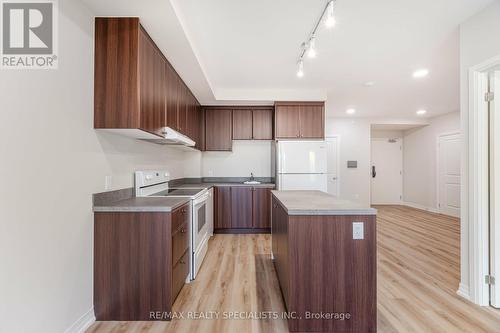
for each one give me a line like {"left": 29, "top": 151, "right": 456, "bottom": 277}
{"left": 191, "top": 192, "right": 209, "bottom": 279}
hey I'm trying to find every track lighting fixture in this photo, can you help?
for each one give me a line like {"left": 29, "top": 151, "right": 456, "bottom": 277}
{"left": 325, "top": 0, "right": 336, "bottom": 28}
{"left": 297, "top": 60, "right": 304, "bottom": 78}
{"left": 296, "top": 0, "right": 338, "bottom": 78}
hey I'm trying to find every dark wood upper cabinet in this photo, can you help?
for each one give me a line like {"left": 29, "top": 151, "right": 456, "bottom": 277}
{"left": 214, "top": 187, "right": 232, "bottom": 229}
{"left": 232, "top": 109, "right": 253, "bottom": 140}
{"left": 253, "top": 188, "right": 271, "bottom": 229}
{"left": 275, "top": 104, "right": 301, "bottom": 138}
{"left": 252, "top": 109, "right": 273, "bottom": 140}
{"left": 231, "top": 187, "right": 253, "bottom": 228}
{"left": 94, "top": 17, "right": 202, "bottom": 148}
{"left": 165, "top": 63, "right": 178, "bottom": 131}
{"left": 299, "top": 104, "right": 324, "bottom": 138}
{"left": 138, "top": 28, "right": 166, "bottom": 136}
{"left": 275, "top": 102, "right": 325, "bottom": 139}
{"left": 205, "top": 108, "right": 232, "bottom": 151}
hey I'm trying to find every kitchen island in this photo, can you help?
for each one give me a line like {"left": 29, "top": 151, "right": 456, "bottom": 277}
{"left": 271, "top": 190, "right": 377, "bottom": 333}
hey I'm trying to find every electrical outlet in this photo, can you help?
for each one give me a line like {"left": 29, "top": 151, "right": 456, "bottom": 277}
{"left": 353, "top": 222, "right": 364, "bottom": 240}
{"left": 105, "top": 175, "right": 112, "bottom": 190}
{"left": 207, "top": 170, "right": 214, "bottom": 177}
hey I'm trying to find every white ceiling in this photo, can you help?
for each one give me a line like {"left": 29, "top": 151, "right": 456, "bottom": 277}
{"left": 82, "top": 0, "right": 493, "bottom": 118}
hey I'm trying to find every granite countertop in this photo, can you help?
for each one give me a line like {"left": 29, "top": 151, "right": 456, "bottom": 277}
{"left": 174, "top": 182, "right": 275, "bottom": 189}
{"left": 271, "top": 190, "right": 377, "bottom": 216}
{"left": 93, "top": 197, "right": 190, "bottom": 213}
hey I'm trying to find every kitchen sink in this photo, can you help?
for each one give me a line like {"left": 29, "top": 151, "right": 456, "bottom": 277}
{"left": 243, "top": 180, "right": 261, "bottom": 185}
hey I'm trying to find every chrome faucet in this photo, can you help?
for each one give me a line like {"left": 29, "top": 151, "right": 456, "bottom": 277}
{"left": 250, "top": 172, "right": 254, "bottom": 181}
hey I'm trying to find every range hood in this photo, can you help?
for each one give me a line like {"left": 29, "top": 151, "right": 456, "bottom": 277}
{"left": 96, "top": 127, "right": 195, "bottom": 147}
{"left": 141, "top": 127, "right": 195, "bottom": 146}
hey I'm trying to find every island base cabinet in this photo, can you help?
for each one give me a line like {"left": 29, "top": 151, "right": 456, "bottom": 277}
{"left": 272, "top": 200, "right": 377, "bottom": 332}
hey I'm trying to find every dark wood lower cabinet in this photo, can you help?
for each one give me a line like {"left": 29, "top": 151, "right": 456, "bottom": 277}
{"left": 214, "top": 186, "right": 272, "bottom": 233}
{"left": 231, "top": 187, "right": 253, "bottom": 228}
{"left": 272, "top": 196, "right": 377, "bottom": 332}
{"left": 94, "top": 203, "right": 190, "bottom": 321}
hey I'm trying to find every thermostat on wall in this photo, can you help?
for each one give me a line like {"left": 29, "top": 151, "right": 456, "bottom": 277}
{"left": 347, "top": 161, "right": 358, "bottom": 168}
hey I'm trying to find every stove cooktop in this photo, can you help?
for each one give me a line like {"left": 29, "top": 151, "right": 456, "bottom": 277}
{"left": 150, "top": 188, "right": 205, "bottom": 197}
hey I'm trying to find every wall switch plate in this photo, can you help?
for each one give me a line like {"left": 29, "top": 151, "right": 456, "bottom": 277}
{"left": 353, "top": 222, "right": 364, "bottom": 240}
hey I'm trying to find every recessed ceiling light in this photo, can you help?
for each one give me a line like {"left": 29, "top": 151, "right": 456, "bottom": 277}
{"left": 416, "top": 109, "right": 427, "bottom": 115}
{"left": 346, "top": 108, "right": 356, "bottom": 115}
{"left": 413, "top": 69, "right": 429, "bottom": 78}
{"left": 364, "top": 81, "right": 375, "bottom": 87}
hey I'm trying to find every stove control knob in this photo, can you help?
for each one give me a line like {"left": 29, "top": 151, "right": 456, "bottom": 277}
{"left": 146, "top": 175, "right": 153, "bottom": 180}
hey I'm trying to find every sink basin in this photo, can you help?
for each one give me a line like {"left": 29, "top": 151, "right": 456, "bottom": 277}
{"left": 243, "top": 180, "right": 261, "bottom": 185}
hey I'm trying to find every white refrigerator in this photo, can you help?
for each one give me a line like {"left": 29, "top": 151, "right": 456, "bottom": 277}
{"left": 276, "top": 141, "right": 327, "bottom": 192}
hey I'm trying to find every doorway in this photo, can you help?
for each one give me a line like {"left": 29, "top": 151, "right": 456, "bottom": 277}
{"left": 489, "top": 70, "right": 500, "bottom": 308}
{"left": 325, "top": 136, "right": 340, "bottom": 197}
{"left": 437, "top": 132, "right": 461, "bottom": 217}
{"left": 371, "top": 138, "right": 403, "bottom": 205}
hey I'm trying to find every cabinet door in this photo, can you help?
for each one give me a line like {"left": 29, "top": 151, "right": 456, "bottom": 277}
{"left": 299, "top": 104, "right": 324, "bottom": 138}
{"left": 275, "top": 105, "right": 300, "bottom": 139}
{"left": 232, "top": 109, "right": 253, "bottom": 140}
{"left": 139, "top": 28, "right": 165, "bottom": 136}
{"left": 205, "top": 109, "right": 232, "bottom": 151}
{"left": 231, "top": 187, "right": 253, "bottom": 228}
{"left": 214, "top": 187, "right": 232, "bottom": 229}
{"left": 252, "top": 109, "right": 273, "bottom": 140}
{"left": 253, "top": 188, "right": 271, "bottom": 228}
{"left": 165, "top": 63, "right": 178, "bottom": 130}
{"left": 177, "top": 82, "right": 188, "bottom": 134}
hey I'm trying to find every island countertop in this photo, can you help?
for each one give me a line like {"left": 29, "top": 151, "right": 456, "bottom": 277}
{"left": 271, "top": 190, "right": 377, "bottom": 216}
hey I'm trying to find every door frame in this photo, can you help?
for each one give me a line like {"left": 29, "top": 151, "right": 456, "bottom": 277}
{"left": 325, "top": 135, "right": 341, "bottom": 197}
{"left": 370, "top": 137, "right": 403, "bottom": 205}
{"left": 463, "top": 54, "right": 500, "bottom": 306}
{"left": 436, "top": 131, "right": 461, "bottom": 216}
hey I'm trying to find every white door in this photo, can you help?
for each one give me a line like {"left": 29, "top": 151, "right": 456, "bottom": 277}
{"left": 490, "top": 71, "right": 500, "bottom": 308}
{"left": 278, "top": 174, "right": 327, "bottom": 192}
{"left": 278, "top": 141, "right": 327, "bottom": 174}
{"left": 371, "top": 138, "right": 403, "bottom": 204}
{"left": 326, "top": 137, "right": 339, "bottom": 196}
{"left": 438, "top": 133, "right": 461, "bottom": 217}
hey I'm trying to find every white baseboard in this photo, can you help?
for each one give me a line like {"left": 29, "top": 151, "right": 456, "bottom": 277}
{"left": 402, "top": 201, "right": 440, "bottom": 214}
{"left": 457, "top": 282, "right": 470, "bottom": 300}
{"left": 64, "top": 307, "right": 95, "bottom": 333}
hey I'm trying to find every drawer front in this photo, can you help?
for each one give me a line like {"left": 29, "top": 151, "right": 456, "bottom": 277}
{"left": 172, "top": 221, "right": 189, "bottom": 265}
{"left": 172, "top": 203, "right": 189, "bottom": 232}
{"left": 172, "top": 250, "right": 189, "bottom": 303}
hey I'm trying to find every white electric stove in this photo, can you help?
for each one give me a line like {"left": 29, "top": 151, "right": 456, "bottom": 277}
{"left": 134, "top": 171, "right": 213, "bottom": 280}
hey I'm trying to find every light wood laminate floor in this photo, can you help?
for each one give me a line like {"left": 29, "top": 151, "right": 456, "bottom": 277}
{"left": 87, "top": 206, "right": 500, "bottom": 333}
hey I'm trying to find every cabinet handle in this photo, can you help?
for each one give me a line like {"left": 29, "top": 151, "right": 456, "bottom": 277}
{"left": 181, "top": 228, "right": 186, "bottom": 233}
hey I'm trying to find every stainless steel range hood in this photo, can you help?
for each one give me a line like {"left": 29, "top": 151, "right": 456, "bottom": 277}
{"left": 95, "top": 127, "right": 196, "bottom": 147}
{"left": 140, "top": 127, "right": 195, "bottom": 146}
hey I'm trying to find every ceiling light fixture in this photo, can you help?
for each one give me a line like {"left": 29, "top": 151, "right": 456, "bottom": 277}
{"left": 413, "top": 69, "right": 429, "bottom": 78}
{"left": 307, "top": 35, "right": 317, "bottom": 58}
{"left": 346, "top": 108, "right": 356, "bottom": 115}
{"left": 364, "top": 81, "right": 375, "bottom": 87}
{"left": 416, "top": 109, "right": 427, "bottom": 115}
{"left": 296, "top": 0, "right": 338, "bottom": 78}
{"left": 297, "top": 60, "right": 304, "bottom": 78}
{"left": 325, "top": 0, "right": 336, "bottom": 28}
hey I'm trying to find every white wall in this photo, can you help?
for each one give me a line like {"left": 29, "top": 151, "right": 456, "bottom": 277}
{"left": 371, "top": 130, "right": 403, "bottom": 139}
{"left": 402, "top": 112, "right": 460, "bottom": 210}
{"left": 0, "top": 1, "right": 201, "bottom": 332}
{"left": 459, "top": 1, "right": 500, "bottom": 302}
{"left": 326, "top": 118, "right": 372, "bottom": 206}
{"left": 201, "top": 141, "right": 274, "bottom": 177}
